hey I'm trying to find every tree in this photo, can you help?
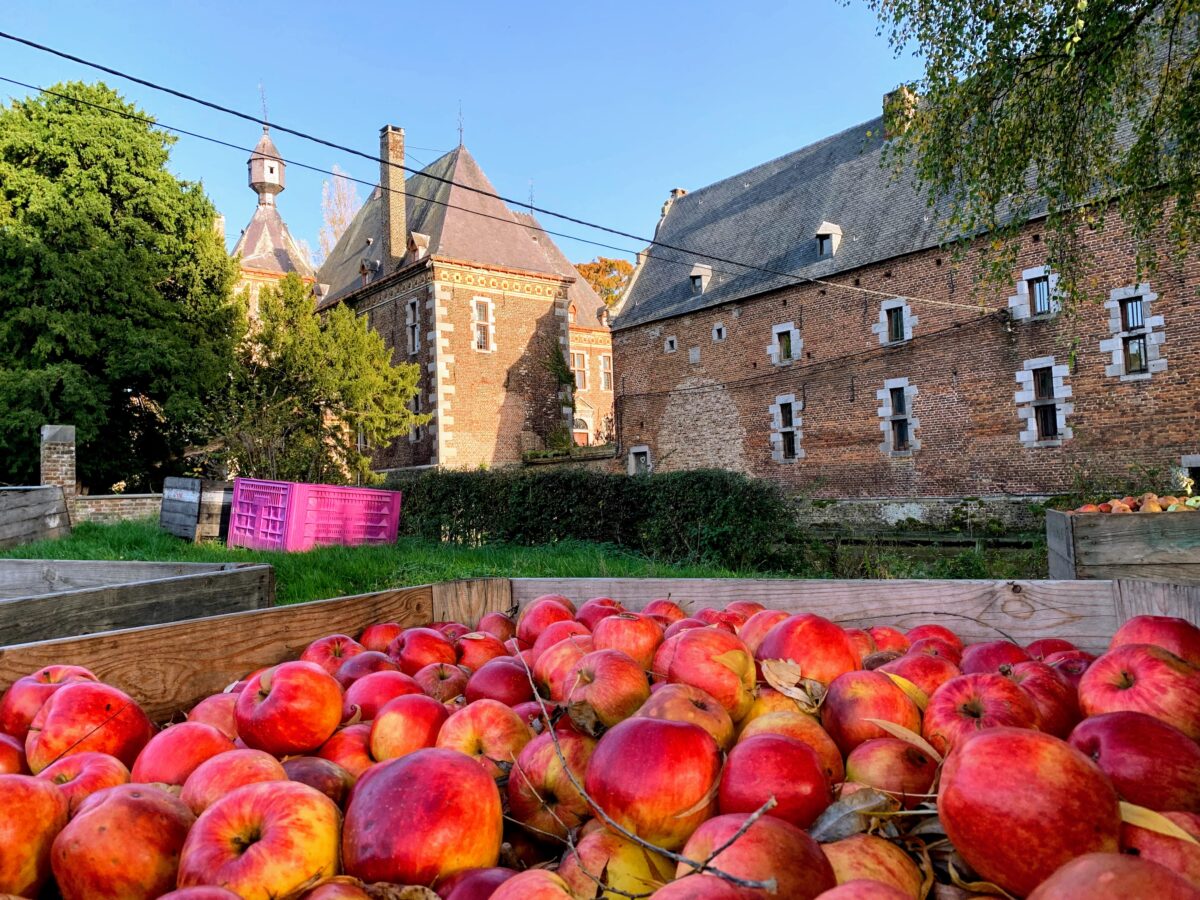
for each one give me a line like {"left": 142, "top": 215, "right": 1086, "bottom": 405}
{"left": 317, "top": 165, "right": 362, "bottom": 265}
{"left": 861, "top": 1, "right": 1200, "bottom": 302}
{"left": 0, "top": 82, "right": 239, "bottom": 490}
{"left": 575, "top": 257, "right": 634, "bottom": 307}
{"left": 213, "top": 273, "right": 427, "bottom": 484}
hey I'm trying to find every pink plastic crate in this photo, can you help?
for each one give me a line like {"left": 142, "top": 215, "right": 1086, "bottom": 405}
{"left": 227, "top": 478, "right": 402, "bottom": 552}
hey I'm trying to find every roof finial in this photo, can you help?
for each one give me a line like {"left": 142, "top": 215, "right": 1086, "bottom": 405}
{"left": 259, "top": 82, "right": 268, "bottom": 132}
{"left": 457, "top": 100, "right": 464, "bottom": 148}
{"left": 528, "top": 179, "right": 534, "bottom": 212}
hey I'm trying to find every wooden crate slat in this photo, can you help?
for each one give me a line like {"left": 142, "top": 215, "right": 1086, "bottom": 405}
{"left": 1072, "top": 565, "right": 1200, "bottom": 587}
{"left": 511, "top": 578, "right": 1125, "bottom": 651}
{"left": 161, "top": 477, "right": 234, "bottom": 543}
{"left": 1044, "top": 510, "right": 1074, "bottom": 566}
{"left": 0, "top": 487, "right": 70, "bottom": 549}
{"left": 0, "top": 584, "right": 432, "bottom": 721}
{"left": 0, "top": 559, "right": 244, "bottom": 598}
{"left": 1046, "top": 546, "right": 1076, "bottom": 581}
{"left": 431, "top": 578, "right": 513, "bottom": 624}
{"left": 1113, "top": 579, "right": 1200, "bottom": 622}
{"left": 1073, "top": 511, "right": 1200, "bottom": 566}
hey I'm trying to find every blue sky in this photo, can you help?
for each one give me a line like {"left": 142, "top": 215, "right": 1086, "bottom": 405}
{"left": 1, "top": 1, "right": 921, "bottom": 266}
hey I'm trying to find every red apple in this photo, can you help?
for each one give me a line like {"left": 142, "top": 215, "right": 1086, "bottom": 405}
{"left": 343, "top": 748, "right": 503, "bottom": 885}
{"left": 369, "top": 693, "right": 449, "bottom": 761}
{"left": 178, "top": 781, "right": 340, "bottom": 898}
{"left": 593, "top": 612, "right": 663, "bottom": 670}
{"left": 1003, "top": 660, "right": 1080, "bottom": 737}
{"left": 664, "top": 617, "right": 710, "bottom": 639}
{"left": 235, "top": 661, "right": 343, "bottom": 755}
{"left": 282, "top": 756, "right": 355, "bottom": 807}
{"left": 878, "top": 652, "right": 961, "bottom": 697}
{"left": 181, "top": 748, "right": 287, "bottom": 815}
{"left": 531, "top": 619, "right": 591, "bottom": 657}
{"left": 0, "top": 773, "right": 69, "bottom": 896}
{"left": 36, "top": 751, "right": 129, "bottom": 815}
{"left": 649, "top": 874, "right": 751, "bottom": 898}
{"left": 436, "top": 699, "right": 533, "bottom": 780}
{"left": 507, "top": 727, "right": 596, "bottom": 839}
{"left": 719, "top": 733, "right": 831, "bottom": 828}
{"left": 187, "top": 693, "right": 239, "bottom": 740}
{"left": 456, "top": 631, "right": 510, "bottom": 670}
{"left": 636, "top": 683, "right": 735, "bottom": 749}
{"left": 317, "top": 723, "right": 375, "bottom": 779}
{"left": 821, "top": 833, "right": 923, "bottom": 898}
{"left": 342, "top": 669, "right": 423, "bottom": 721}
{"left": 695, "top": 607, "right": 748, "bottom": 632}
{"left": 738, "top": 609, "right": 791, "bottom": 655}
{"left": 25, "top": 681, "right": 154, "bottom": 773}
{"left": 297, "top": 882, "right": 371, "bottom": 900}
{"left": 533, "top": 634, "right": 594, "bottom": 700}
{"left": 643, "top": 598, "right": 687, "bottom": 624}
{"left": 159, "top": 889, "right": 243, "bottom": 899}
{"left": 576, "top": 596, "right": 624, "bottom": 631}
{"left": 1026, "top": 852, "right": 1200, "bottom": 899}
{"left": 726, "top": 600, "right": 766, "bottom": 618}
{"left": 906, "top": 636, "right": 963, "bottom": 665}
{"left": 1026, "top": 637, "right": 1078, "bottom": 660}
{"left": 922, "top": 672, "right": 1041, "bottom": 755}
{"left": 822, "top": 670, "right": 922, "bottom": 755}
{"left": 664, "top": 627, "right": 756, "bottom": 721}
{"left": 415, "top": 662, "right": 469, "bottom": 702}
{"left": 0, "top": 732, "right": 26, "bottom": 774}
{"left": 844, "top": 738, "right": 938, "bottom": 809}
{"left": 437, "top": 621, "right": 471, "bottom": 642}
{"left": 677, "top": 812, "right": 836, "bottom": 898}
{"left": 131, "top": 721, "right": 234, "bottom": 786}
{"left": 333, "top": 650, "right": 398, "bottom": 688}
{"left": 488, "top": 870, "right": 574, "bottom": 899}
{"left": 738, "top": 711, "right": 845, "bottom": 784}
{"left": 517, "top": 597, "right": 575, "bottom": 646}
{"left": 51, "top": 783, "right": 194, "bottom": 900}
{"left": 1120, "top": 810, "right": 1200, "bottom": 888}
{"left": 810, "top": 882, "right": 911, "bottom": 900}
{"left": 1078, "top": 644, "right": 1200, "bottom": 739}
{"left": 0, "top": 664, "right": 97, "bottom": 740}
{"left": 301, "top": 633, "right": 366, "bottom": 676}
{"left": 476, "top": 612, "right": 516, "bottom": 643}
{"left": 1044, "top": 648, "right": 1097, "bottom": 688}
{"left": 439, "top": 867, "right": 518, "bottom": 900}
{"left": 388, "top": 627, "right": 456, "bottom": 675}
{"left": 585, "top": 718, "right": 720, "bottom": 850}
{"left": 938, "top": 727, "right": 1120, "bottom": 897}
{"left": 1111, "top": 615, "right": 1200, "bottom": 666}
{"left": 739, "top": 685, "right": 802, "bottom": 732}
{"left": 961, "top": 639, "right": 1031, "bottom": 674}
{"left": 845, "top": 628, "right": 875, "bottom": 664}
{"left": 511, "top": 700, "right": 545, "bottom": 730}
{"left": 1068, "top": 711, "right": 1200, "bottom": 811}
{"left": 757, "top": 614, "right": 859, "bottom": 687}
{"left": 868, "top": 626, "right": 911, "bottom": 654}
{"left": 905, "top": 623, "right": 964, "bottom": 652}
{"left": 558, "top": 828, "right": 674, "bottom": 898}
{"left": 466, "top": 657, "right": 536, "bottom": 706}
{"left": 566, "top": 649, "right": 651, "bottom": 733}
{"left": 358, "top": 621, "right": 404, "bottom": 652}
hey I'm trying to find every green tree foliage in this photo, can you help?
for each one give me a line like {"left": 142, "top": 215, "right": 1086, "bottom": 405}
{"left": 0, "top": 82, "right": 239, "bottom": 489}
{"left": 575, "top": 256, "right": 634, "bottom": 306}
{"left": 214, "top": 274, "right": 428, "bottom": 484}
{"left": 862, "top": 1, "right": 1200, "bottom": 301}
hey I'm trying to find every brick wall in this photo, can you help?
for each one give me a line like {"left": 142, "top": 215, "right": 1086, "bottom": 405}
{"left": 614, "top": 213, "right": 1200, "bottom": 498}
{"left": 69, "top": 494, "right": 163, "bottom": 524}
{"left": 568, "top": 325, "right": 615, "bottom": 443}
{"left": 39, "top": 425, "right": 77, "bottom": 495}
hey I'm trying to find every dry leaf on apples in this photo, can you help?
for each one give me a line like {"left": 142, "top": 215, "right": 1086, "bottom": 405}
{"left": 760, "top": 658, "right": 827, "bottom": 714}
{"left": 808, "top": 787, "right": 900, "bottom": 842}
{"left": 947, "top": 859, "right": 1017, "bottom": 899}
{"left": 862, "top": 717, "right": 943, "bottom": 763}
{"left": 884, "top": 672, "right": 930, "bottom": 710}
{"left": 1120, "top": 801, "right": 1200, "bottom": 845}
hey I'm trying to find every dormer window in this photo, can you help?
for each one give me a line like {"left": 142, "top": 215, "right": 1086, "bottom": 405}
{"left": 817, "top": 235, "right": 831, "bottom": 257}
{"left": 689, "top": 264, "right": 712, "bottom": 295}
{"left": 814, "top": 221, "right": 842, "bottom": 257}
{"left": 568, "top": 304, "right": 577, "bottom": 324}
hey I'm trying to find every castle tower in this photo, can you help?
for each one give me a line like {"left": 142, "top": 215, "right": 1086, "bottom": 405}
{"left": 248, "top": 127, "right": 285, "bottom": 206}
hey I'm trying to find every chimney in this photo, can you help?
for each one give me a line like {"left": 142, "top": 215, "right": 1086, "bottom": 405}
{"left": 379, "top": 124, "right": 406, "bottom": 272}
{"left": 883, "top": 85, "right": 918, "bottom": 139}
{"left": 654, "top": 187, "right": 687, "bottom": 237}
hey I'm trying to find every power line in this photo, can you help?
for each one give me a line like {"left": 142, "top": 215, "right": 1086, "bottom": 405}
{"left": 0, "top": 31, "right": 995, "bottom": 314}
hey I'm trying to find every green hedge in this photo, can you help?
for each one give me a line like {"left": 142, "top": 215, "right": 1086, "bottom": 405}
{"left": 385, "top": 468, "right": 813, "bottom": 573}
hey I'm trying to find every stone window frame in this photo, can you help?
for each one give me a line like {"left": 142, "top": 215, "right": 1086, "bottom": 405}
{"left": 768, "top": 393, "right": 805, "bottom": 463}
{"left": 767, "top": 322, "right": 802, "bottom": 365}
{"left": 876, "top": 377, "right": 921, "bottom": 457}
{"left": 712, "top": 322, "right": 726, "bottom": 343}
{"left": 1182, "top": 455, "right": 1200, "bottom": 492}
{"left": 1015, "top": 356, "right": 1073, "bottom": 448}
{"left": 405, "top": 298, "right": 420, "bottom": 356}
{"left": 628, "top": 444, "right": 652, "bottom": 475}
{"left": 471, "top": 296, "right": 496, "bottom": 353}
{"left": 688, "top": 346, "right": 701, "bottom": 365}
{"left": 599, "top": 354, "right": 613, "bottom": 391}
{"left": 1007, "top": 265, "right": 1062, "bottom": 321}
{"left": 664, "top": 335, "right": 678, "bottom": 353}
{"left": 872, "top": 299, "right": 917, "bottom": 346}
{"left": 1101, "top": 283, "right": 1166, "bottom": 382}
{"left": 570, "top": 350, "right": 589, "bottom": 391}
{"left": 408, "top": 392, "right": 423, "bottom": 443}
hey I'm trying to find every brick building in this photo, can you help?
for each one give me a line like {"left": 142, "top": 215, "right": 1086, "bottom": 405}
{"left": 229, "top": 128, "right": 315, "bottom": 315}
{"left": 611, "top": 100, "right": 1200, "bottom": 499}
{"left": 317, "top": 127, "right": 612, "bottom": 470}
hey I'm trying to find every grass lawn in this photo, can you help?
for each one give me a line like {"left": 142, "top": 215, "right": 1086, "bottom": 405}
{"left": 0, "top": 519, "right": 756, "bottom": 605}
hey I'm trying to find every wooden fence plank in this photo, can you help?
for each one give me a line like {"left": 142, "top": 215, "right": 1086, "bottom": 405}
{"left": 0, "top": 559, "right": 246, "bottom": 598}
{"left": 511, "top": 578, "right": 1123, "bottom": 651}
{"left": 1113, "top": 579, "right": 1200, "bottom": 624}
{"left": 432, "top": 578, "right": 513, "bottom": 624}
{"left": 1044, "top": 510, "right": 1075, "bottom": 567}
{"left": 0, "top": 584, "right": 434, "bottom": 720}
{"left": 1066, "top": 564, "right": 1200, "bottom": 587}
{"left": 1073, "top": 512, "right": 1200, "bottom": 566}
{"left": 0, "top": 487, "right": 70, "bottom": 549}
{"left": 1046, "top": 546, "right": 1076, "bottom": 581}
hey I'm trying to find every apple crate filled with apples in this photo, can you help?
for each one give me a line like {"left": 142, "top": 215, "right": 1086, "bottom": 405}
{"left": 1, "top": 575, "right": 1199, "bottom": 900}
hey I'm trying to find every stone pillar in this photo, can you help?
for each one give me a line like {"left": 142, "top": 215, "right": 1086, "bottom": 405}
{"left": 40, "top": 424, "right": 77, "bottom": 495}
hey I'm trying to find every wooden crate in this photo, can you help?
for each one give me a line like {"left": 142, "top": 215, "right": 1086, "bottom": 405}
{"left": 0, "top": 559, "right": 274, "bottom": 649}
{"left": 1046, "top": 508, "right": 1200, "bottom": 585}
{"left": 0, "top": 486, "right": 70, "bottom": 549}
{"left": 0, "top": 575, "right": 1194, "bottom": 722}
{"left": 160, "top": 477, "right": 234, "bottom": 542}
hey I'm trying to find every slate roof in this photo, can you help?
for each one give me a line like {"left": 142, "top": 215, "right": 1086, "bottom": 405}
{"left": 512, "top": 211, "right": 608, "bottom": 331}
{"left": 318, "top": 146, "right": 571, "bottom": 304}
{"left": 232, "top": 203, "right": 315, "bottom": 278}
{"left": 613, "top": 115, "right": 961, "bottom": 330}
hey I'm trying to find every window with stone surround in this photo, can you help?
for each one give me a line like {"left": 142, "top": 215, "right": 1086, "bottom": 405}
{"left": 406, "top": 299, "right": 420, "bottom": 356}
{"left": 872, "top": 299, "right": 916, "bottom": 345}
{"left": 712, "top": 322, "right": 726, "bottom": 342}
{"left": 628, "top": 445, "right": 652, "bottom": 475}
{"left": 1102, "top": 284, "right": 1165, "bottom": 381}
{"left": 472, "top": 297, "right": 495, "bottom": 352}
{"left": 409, "top": 393, "right": 423, "bottom": 443}
{"left": 876, "top": 378, "right": 920, "bottom": 456}
{"left": 1015, "top": 356, "right": 1073, "bottom": 447}
{"left": 1007, "top": 266, "right": 1061, "bottom": 320}
{"left": 769, "top": 394, "right": 804, "bottom": 462}
{"left": 768, "top": 322, "right": 801, "bottom": 365}
{"left": 664, "top": 336, "right": 677, "bottom": 353}
{"left": 571, "top": 351, "right": 588, "bottom": 391}
{"left": 600, "top": 354, "right": 613, "bottom": 391}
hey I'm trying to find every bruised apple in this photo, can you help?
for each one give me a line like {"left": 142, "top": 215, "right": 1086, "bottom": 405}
{"left": 507, "top": 728, "right": 596, "bottom": 840}
{"left": 566, "top": 649, "right": 651, "bottom": 734}
{"left": 0, "top": 664, "right": 97, "bottom": 741}
{"left": 0, "top": 773, "right": 69, "bottom": 896}
{"left": 25, "top": 682, "right": 154, "bottom": 773}
{"left": 415, "top": 663, "right": 469, "bottom": 703}
{"left": 845, "top": 738, "right": 938, "bottom": 809}
{"left": 281, "top": 756, "right": 355, "bottom": 807}
{"left": 36, "top": 751, "right": 129, "bottom": 815}
{"left": 821, "top": 833, "right": 923, "bottom": 898}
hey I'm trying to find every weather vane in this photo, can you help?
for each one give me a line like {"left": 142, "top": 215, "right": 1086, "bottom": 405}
{"left": 259, "top": 82, "right": 268, "bottom": 131}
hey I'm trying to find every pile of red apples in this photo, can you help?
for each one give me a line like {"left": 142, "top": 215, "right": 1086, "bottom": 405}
{"left": 2, "top": 595, "right": 1199, "bottom": 900}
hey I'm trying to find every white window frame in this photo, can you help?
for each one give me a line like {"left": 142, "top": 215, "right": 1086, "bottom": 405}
{"left": 405, "top": 298, "right": 420, "bottom": 356}
{"left": 472, "top": 296, "right": 496, "bottom": 353}
{"left": 876, "top": 377, "right": 920, "bottom": 456}
{"left": 1007, "top": 266, "right": 1062, "bottom": 321}
{"left": 571, "top": 350, "right": 589, "bottom": 391}
{"left": 768, "top": 393, "right": 804, "bottom": 463}
{"left": 664, "top": 336, "right": 677, "bottom": 353}
{"left": 599, "top": 354, "right": 613, "bottom": 391}
{"left": 1015, "top": 356, "right": 1073, "bottom": 448}
{"left": 1101, "top": 283, "right": 1166, "bottom": 381}
{"left": 628, "top": 445, "right": 652, "bottom": 475}
{"left": 768, "top": 322, "right": 801, "bottom": 365}
{"left": 872, "top": 299, "right": 916, "bottom": 345}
